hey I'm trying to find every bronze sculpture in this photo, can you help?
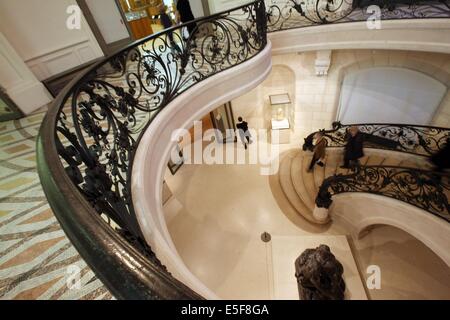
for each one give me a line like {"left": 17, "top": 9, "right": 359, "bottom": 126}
{"left": 295, "top": 245, "right": 346, "bottom": 300}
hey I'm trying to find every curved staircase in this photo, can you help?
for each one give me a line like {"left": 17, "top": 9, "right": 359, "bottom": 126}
{"left": 278, "top": 148, "right": 432, "bottom": 224}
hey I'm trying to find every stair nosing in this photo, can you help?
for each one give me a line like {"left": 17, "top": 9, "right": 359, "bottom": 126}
{"left": 278, "top": 151, "right": 327, "bottom": 224}
{"left": 290, "top": 153, "right": 316, "bottom": 212}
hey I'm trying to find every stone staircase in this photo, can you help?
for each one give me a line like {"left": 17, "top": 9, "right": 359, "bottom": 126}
{"left": 278, "top": 148, "right": 432, "bottom": 225}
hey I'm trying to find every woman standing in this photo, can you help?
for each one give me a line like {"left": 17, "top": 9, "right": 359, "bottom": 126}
{"left": 308, "top": 132, "right": 327, "bottom": 172}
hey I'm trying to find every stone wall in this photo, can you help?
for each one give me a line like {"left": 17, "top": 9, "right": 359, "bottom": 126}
{"left": 232, "top": 49, "right": 450, "bottom": 140}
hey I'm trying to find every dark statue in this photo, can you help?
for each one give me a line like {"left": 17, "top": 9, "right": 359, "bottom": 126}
{"left": 295, "top": 245, "right": 346, "bottom": 300}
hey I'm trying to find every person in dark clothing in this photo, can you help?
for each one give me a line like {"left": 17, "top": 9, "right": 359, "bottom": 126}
{"left": 176, "top": 0, "right": 197, "bottom": 39}
{"left": 341, "top": 126, "right": 364, "bottom": 169}
{"left": 236, "top": 116, "right": 252, "bottom": 150}
{"left": 430, "top": 139, "right": 450, "bottom": 172}
{"left": 160, "top": 6, "right": 181, "bottom": 54}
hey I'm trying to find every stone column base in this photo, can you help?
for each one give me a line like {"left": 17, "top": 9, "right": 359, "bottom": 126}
{"left": 313, "top": 205, "right": 329, "bottom": 222}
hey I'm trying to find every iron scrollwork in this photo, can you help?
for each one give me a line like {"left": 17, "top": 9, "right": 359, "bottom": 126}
{"left": 38, "top": 0, "right": 450, "bottom": 297}
{"left": 303, "top": 122, "right": 450, "bottom": 157}
{"left": 266, "top": 0, "right": 450, "bottom": 32}
{"left": 316, "top": 165, "right": 450, "bottom": 222}
{"left": 54, "top": 0, "right": 267, "bottom": 259}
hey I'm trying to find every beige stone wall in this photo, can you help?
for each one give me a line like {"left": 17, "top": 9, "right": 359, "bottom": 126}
{"left": 232, "top": 64, "right": 296, "bottom": 130}
{"left": 232, "top": 49, "right": 450, "bottom": 140}
{"left": 433, "top": 90, "right": 450, "bottom": 127}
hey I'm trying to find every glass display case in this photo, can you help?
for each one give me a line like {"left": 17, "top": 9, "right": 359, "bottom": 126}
{"left": 118, "top": 0, "right": 174, "bottom": 40}
{"left": 269, "top": 94, "right": 292, "bottom": 144}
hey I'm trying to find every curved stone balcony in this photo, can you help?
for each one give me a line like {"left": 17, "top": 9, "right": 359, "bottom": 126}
{"left": 36, "top": 0, "right": 450, "bottom": 299}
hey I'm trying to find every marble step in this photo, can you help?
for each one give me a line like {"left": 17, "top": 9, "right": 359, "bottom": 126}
{"left": 278, "top": 152, "right": 317, "bottom": 224}
{"left": 324, "top": 157, "right": 338, "bottom": 179}
{"left": 360, "top": 155, "right": 370, "bottom": 166}
{"left": 398, "top": 159, "right": 423, "bottom": 169}
{"left": 380, "top": 157, "right": 404, "bottom": 167}
{"left": 365, "top": 155, "right": 386, "bottom": 166}
{"left": 290, "top": 154, "right": 315, "bottom": 212}
{"left": 301, "top": 153, "right": 320, "bottom": 208}
{"left": 313, "top": 157, "right": 326, "bottom": 190}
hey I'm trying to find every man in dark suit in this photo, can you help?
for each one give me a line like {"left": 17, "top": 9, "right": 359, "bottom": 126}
{"left": 236, "top": 117, "right": 252, "bottom": 150}
{"left": 431, "top": 139, "right": 450, "bottom": 172}
{"left": 308, "top": 132, "right": 327, "bottom": 172}
{"left": 160, "top": 6, "right": 181, "bottom": 53}
{"left": 176, "top": 0, "right": 197, "bottom": 38}
{"left": 341, "top": 126, "right": 364, "bottom": 169}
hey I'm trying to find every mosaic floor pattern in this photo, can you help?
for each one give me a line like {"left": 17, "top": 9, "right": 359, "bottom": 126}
{"left": 0, "top": 109, "right": 112, "bottom": 300}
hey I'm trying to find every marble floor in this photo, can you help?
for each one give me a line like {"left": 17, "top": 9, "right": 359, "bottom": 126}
{"left": 164, "top": 143, "right": 450, "bottom": 300}
{"left": 0, "top": 107, "right": 111, "bottom": 300}
{"left": 1, "top": 106, "right": 449, "bottom": 300}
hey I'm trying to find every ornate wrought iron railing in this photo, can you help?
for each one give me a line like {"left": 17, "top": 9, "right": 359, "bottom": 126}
{"left": 37, "top": 0, "right": 267, "bottom": 299}
{"left": 303, "top": 121, "right": 450, "bottom": 157}
{"left": 306, "top": 122, "right": 450, "bottom": 218}
{"left": 316, "top": 165, "right": 450, "bottom": 222}
{"left": 36, "top": 0, "right": 450, "bottom": 300}
{"left": 266, "top": 0, "right": 450, "bottom": 32}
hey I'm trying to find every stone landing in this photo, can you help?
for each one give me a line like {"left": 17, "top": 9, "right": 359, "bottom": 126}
{"left": 270, "top": 235, "right": 368, "bottom": 300}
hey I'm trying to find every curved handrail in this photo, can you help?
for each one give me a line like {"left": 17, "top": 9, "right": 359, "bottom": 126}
{"left": 315, "top": 165, "right": 450, "bottom": 222}
{"left": 36, "top": 0, "right": 450, "bottom": 299}
{"left": 266, "top": 0, "right": 450, "bottom": 33}
{"left": 302, "top": 121, "right": 450, "bottom": 157}
{"left": 307, "top": 121, "right": 450, "bottom": 221}
{"left": 37, "top": 0, "right": 267, "bottom": 299}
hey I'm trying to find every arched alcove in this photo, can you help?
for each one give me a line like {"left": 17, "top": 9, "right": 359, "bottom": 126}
{"left": 355, "top": 224, "right": 450, "bottom": 300}
{"left": 232, "top": 64, "right": 296, "bottom": 129}
{"left": 337, "top": 67, "right": 447, "bottom": 125}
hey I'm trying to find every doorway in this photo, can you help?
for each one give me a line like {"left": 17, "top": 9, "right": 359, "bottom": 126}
{"left": 210, "top": 102, "right": 237, "bottom": 143}
{"left": 79, "top": 0, "right": 212, "bottom": 56}
{"left": 77, "top": 0, "right": 135, "bottom": 55}
{"left": 115, "top": 0, "right": 186, "bottom": 41}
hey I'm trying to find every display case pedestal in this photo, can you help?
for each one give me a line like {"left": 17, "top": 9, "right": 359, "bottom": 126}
{"left": 271, "top": 119, "right": 291, "bottom": 144}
